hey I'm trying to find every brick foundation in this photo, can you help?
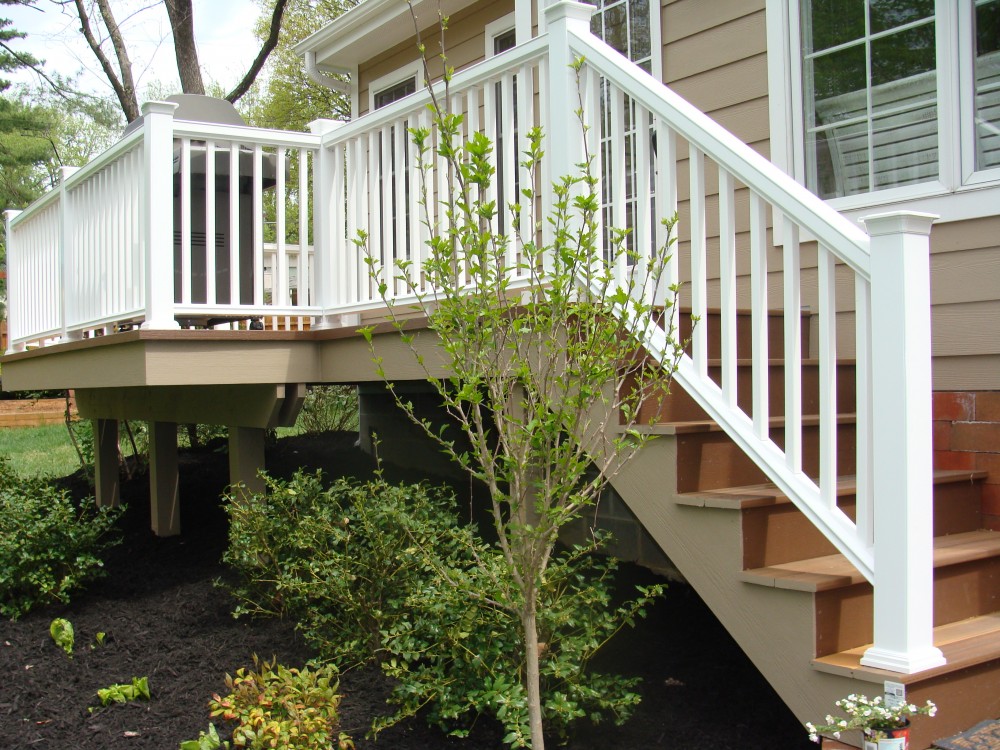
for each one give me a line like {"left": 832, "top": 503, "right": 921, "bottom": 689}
{"left": 933, "top": 391, "right": 1000, "bottom": 531}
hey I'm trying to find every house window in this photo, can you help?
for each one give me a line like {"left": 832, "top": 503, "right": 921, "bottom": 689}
{"left": 587, "top": 0, "right": 655, "bottom": 75}
{"left": 974, "top": 0, "right": 1000, "bottom": 170}
{"left": 585, "top": 0, "right": 660, "bottom": 256}
{"left": 373, "top": 77, "right": 416, "bottom": 110}
{"left": 768, "top": 0, "right": 1000, "bottom": 219}
{"left": 485, "top": 15, "right": 522, "bottom": 235}
{"left": 802, "top": 0, "right": 938, "bottom": 198}
{"left": 493, "top": 27, "right": 517, "bottom": 56}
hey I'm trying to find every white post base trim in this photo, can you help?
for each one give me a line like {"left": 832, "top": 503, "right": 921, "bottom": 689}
{"left": 312, "top": 312, "right": 361, "bottom": 330}
{"left": 860, "top": 645, "right": 945, "bottom": 674}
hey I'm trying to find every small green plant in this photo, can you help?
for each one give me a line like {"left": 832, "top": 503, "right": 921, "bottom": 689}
{"left": 49, "top": 617, "right": 74, "bottom": 656}
{"left": 0, "top": 457, "right": 122, "bottom": 619}
{"left": 807, "top": 693, "right": 938, "bottom": 742}
{"left": 96, "top": 676, "right": 151, "bottom": 706}
{"left": 180, "top": 723, "right": 230, "bottom": 750}
{"left": 208, "top": 656, "right": 351, "bottom": 750}
{"left": 94, "top": 631, "right": 107, "bottom": 647}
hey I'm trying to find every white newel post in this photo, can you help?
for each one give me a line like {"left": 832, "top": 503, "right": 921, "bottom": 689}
{"left": 544, "top": 1, "right": 594, "bottom": 259}
{"left": 3, "top": 209, "right": 22, "bottom": 352}
{"left": 308, "top": 119, "right": 345, "bottom": 329}
{"left": 141, "top": 101, "right": 180, "bottom": 330}
{"left": 860, "top": 211, "right": 945, "bottom": 674}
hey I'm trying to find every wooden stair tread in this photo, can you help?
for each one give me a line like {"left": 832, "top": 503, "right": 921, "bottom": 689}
{"left": 812, "top": 612, "right": 1000, "bottom": 682}
{"left": 631, "top": 412, "right": 857, "bottom": 435}
{"left": 740, "top": 530, "right": 1000, "bottom": 592}
{"left": 677, "top": 470, "right": 987, "bottom": 510}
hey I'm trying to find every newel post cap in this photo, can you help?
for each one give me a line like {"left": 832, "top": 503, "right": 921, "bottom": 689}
{"left": 544, "top": 0, "right": 595, "bottom": 27}
{"left": 141, "top": 100, "right": 179, "bottom": 118}
{"left": 859, "top": 210, "right": 938, "bottom": 238}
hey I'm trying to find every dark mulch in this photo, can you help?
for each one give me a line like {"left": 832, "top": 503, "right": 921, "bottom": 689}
{"left": 1, "top": 432, "right": 815, "bottom": 749}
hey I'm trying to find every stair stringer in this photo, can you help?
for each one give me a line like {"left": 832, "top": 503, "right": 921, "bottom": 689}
{"left": 607, "top": 435, "right": 884, "bottom": 739}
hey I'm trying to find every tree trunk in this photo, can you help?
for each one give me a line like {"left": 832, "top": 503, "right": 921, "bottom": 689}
{"left": 522, "top": 598, "right": 545, "bottom": 750}
{"left": 164, "top": 0, "right": 205, "bottom": 95}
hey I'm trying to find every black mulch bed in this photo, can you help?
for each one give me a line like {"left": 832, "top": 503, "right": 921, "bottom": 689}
{"left": 1, "top": 432, "right": 816, "bottom": 750}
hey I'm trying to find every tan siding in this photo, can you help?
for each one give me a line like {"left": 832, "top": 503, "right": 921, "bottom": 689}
{"left": 668, "top": 53, "right": 769, "bottom": 114}
{"left": 931, "top": 246, "right": 1000, "bottom": 306}
{"left": 928, "top": 218, "right": 1000, "bottom": 388}
{"left": 358, "top": 0, "right": 514, "bottom": 115}
{"left": 662, "top": 0, "right": 765, "bottom": 45}
{"left": 664, "top": 10, "right": 767, "bottom": 82}
{"left": 709, "top": 97, "right": 772, "bottom": 145}
{"left": 932, "top": 301, "right": 1000, "bottom": 358}
{"left": 934, "top": 355, "right": 1000, "bottom": 391}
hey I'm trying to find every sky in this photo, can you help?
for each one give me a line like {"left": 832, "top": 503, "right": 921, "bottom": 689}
{"left": 5, "top": 0, "right": 264, "bottom": 98}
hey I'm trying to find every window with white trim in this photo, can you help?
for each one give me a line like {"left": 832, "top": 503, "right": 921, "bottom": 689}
{"left": 585, "top": 0, "right": 660, "bottom": 256}
{"left": 587, "top": 0, "right": 656, "bottom": 75}
{"left": 768, "top": 0, "right": 1000, "bottom": 218}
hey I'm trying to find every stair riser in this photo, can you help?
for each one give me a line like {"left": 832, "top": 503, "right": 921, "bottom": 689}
{"left": 633, "top": 362, "right": 857, "bottom": 423}
{"left": 676, "top": 422, "right": 857, "bottom": 493}
{"left": 676, "top": 309, "right": 812, "bottom": 360}
{"left": 815, "top": 557, "right": 1000, "bottom": 655}
{"left": 742, "top": 481, "right": 984, "bottom": 568}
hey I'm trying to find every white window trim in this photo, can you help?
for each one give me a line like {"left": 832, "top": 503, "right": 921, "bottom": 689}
{"left": 368, "top": 60, "right": 424, "bottom": 113}
{"left": 486, "top": 12, "right": 517, "bottom": 58}
{"left": 765, "top": 0, "right": 1000, "bottom": 226}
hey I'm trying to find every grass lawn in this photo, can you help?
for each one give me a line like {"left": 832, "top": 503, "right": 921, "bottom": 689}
{"left": 0, "top": 423, "right": 81, "bottom": 479}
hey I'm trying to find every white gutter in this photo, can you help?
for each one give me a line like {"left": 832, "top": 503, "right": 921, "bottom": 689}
{"left": 304, "top": 51, "right": 351, "bottom": 94}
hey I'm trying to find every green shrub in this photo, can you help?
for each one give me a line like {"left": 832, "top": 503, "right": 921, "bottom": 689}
{"left": 208, "top": 656, "right": 352, "bottom": 750}
{"left": 222, "top": 469, "right": 469, "bottom": 668}
{"left": 223, "top": 469, "right": 663, "bottom": 746}
{"left": 296, "top": 386, "right": 358, "bottom": 434}
{"left": 378, "top": 541, "right": 663, "bottom": 746}
{"left": 0, "top": 458, "right": 121, "bottom": 619}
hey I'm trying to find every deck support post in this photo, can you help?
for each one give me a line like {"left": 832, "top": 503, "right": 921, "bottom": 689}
{"left": 140, "top": 101, "right": 181, "bottom": 332}
{"left": 860, "top": 211, "right": 945, "bottom": 674}
{"left": 148, "top": 421, "right": 180, "bottom": 537}
{"left": 228, "top": 426, "right": 266, "bottom": 498}
{"left": 94, "top": 419, "right": 120, "bottom": 508}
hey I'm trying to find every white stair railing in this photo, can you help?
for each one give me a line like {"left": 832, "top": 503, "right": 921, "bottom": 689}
{"left": 545, "top": 0, "right": 943, "bottom": 674}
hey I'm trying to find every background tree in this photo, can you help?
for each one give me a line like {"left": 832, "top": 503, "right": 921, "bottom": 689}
{"left": 63, "top": 0, "right": 292, "bottom": 122}
{"left": 244, "top": 0, "right": 356, "bottom": 130}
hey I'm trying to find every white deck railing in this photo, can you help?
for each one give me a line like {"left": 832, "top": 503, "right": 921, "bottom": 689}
{"left": 4, "top": 106, "right": 323, "bottom": 348}
{"left": 2, "top": 0, "right": 942, "bottom": 676}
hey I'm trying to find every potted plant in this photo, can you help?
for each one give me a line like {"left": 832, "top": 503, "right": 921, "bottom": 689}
{"left": 806, "top": 693, "right": 937, "bottom": 750}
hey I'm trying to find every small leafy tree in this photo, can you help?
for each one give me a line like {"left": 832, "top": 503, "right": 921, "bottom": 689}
{"left": 359, "top": 29, "right": 685, "bottom": 748}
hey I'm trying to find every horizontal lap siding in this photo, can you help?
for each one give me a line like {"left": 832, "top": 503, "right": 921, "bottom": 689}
{"left": 357, "top": 0, "right": 514, "bottom": 116}
{"left": 928, "top": 216, "right": 1000, "bottom": 389}
{"left": 659, "top": 0, "right": 1000, "bottom": 389}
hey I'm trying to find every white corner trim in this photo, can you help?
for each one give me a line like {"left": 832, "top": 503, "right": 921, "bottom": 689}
{"left": 765, "top": 0, "right": 794, "bottom": 180}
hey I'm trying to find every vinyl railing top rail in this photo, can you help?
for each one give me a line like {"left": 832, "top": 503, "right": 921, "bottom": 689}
{"left": 566, "top": 30, "right": 873, "bottom": 280}
{"left": 319, "top": 34, "right": 550, "bottom": 149}
{"left": 171, "top": 119, "right": 322, "bottom": 148}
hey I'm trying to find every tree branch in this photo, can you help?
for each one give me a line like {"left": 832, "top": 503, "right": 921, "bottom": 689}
{"left": 225, "top": 0, "right": 289, "bottom": 104}
{"left": 163, "top": 0, "right": 204, "bottom": 94}
{"left": 71, "top": 0, "right": 139, "bottom": 121}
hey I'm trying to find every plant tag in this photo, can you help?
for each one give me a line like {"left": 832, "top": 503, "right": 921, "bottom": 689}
{"left": 884, "top": 681, "right": 906, "bottom": 710}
